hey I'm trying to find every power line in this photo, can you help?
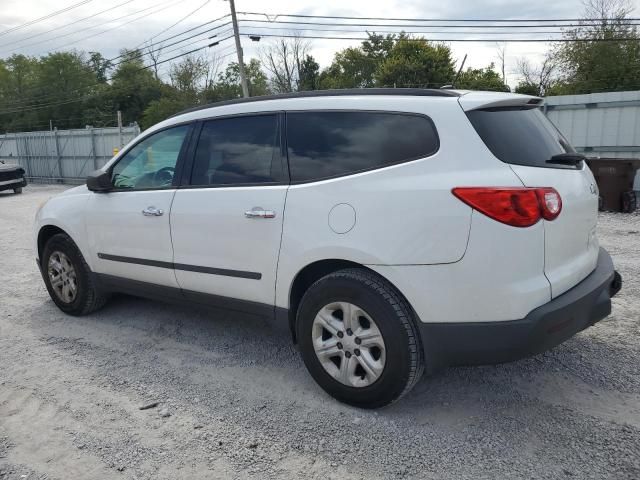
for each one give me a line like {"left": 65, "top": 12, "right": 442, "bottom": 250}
{"left": 239, "top": 18, "right": 640, "bottom": 29}
{"left": 133, "top": 0, "right": 212, "bottom": 49}
{"left": 50, "top": 0, "right": 184, "bottom": 52}
{"left": 239, "top": 11, "right": 640, "bottom": 23}
{"left": 2, "top": 0, "right": 178, "bottom": 53}
{"left": 241, "top": 32, "right": 640, "bottom": 43}
{"left": 239, "top": 24, "right": 636, "bottom": 36}
{"left": 0, "top": 0, "right": 96, "bottom": 38}
{"left": 110, "top": 22, "right": 233, "bottom": 66}
{"left": 0, "top": 40, "right": 235, "bottom": 114}
{"left": 109, "top": 13, "right": 231, "bottom": 61}
{"left": 125, "top": 28, "right": 233, "bottom": 68}
{"left": 0, "top": 0, "right": 136, "bottom": 51}
{"left": 0, "top": 17, "right": 234, "bottom": 107}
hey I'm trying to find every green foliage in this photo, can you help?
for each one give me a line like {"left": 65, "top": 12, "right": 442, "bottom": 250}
{"left": 376, "top": 37, "right": 456, "bottom": 88}
{"left": 109, "top": 49, "right": 164, "bottom": 126}
{"left": 456, "top": 63, "right": 510, "bottom": 91}
{"left": 514, "top": 81, "right": 541, "bottom": 96}
{"left": 555, "top": 22, "right": 640, "bottom": 94}
{"left": 298, "top": 55, "right": 320, "bottom": 91}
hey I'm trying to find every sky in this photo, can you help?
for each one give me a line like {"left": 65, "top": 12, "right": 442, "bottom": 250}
{"left": 1, "top": 0, "right": 639, "bottom": 88}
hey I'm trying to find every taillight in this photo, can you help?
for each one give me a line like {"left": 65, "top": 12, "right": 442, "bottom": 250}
{"left": 536, "top": 188, "right": 562, "bottom": 220}
{"left": 452, "top": 187, "right": 562, "bottom": 227}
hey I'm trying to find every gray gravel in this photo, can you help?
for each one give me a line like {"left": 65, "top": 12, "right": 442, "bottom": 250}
{"left": 1, "top": 184, "right": 639, "bottom": 480}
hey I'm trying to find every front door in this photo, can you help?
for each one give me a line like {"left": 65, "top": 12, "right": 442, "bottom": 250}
{"left": 170, "top": 113, "right": 288, "bottom": 308}
{"left": 86, "top": 124, "right": 191, "bottom": 287}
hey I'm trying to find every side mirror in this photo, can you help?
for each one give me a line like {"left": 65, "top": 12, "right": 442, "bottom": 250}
{"left": 86, "top": 169, "right": 113, "bottom": 192}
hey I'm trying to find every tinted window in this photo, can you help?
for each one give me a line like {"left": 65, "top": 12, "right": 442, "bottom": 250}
{"left": 191, "top": 115, "right": 281, "bottom": 186}
{"left": 287, "top": 112, "right": 439, "bottom": 182}
{"left": 467, "top": 107, "right": 578, "bottom": 169}
{"left": 111, "top": 125, "right": 188, "bottom": 190}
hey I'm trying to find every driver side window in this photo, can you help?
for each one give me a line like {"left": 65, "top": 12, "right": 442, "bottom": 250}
{"left": 111, "top": 125, "right": 189, "bottom": 190}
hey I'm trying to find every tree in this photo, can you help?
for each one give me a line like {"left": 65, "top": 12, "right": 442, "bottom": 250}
{"left": 514, "top": 53, "right": 559, "bottom": 96}
{"left": 201, "top": 59, "right": 269, "bottom": 103}
{"left": 88, "top": 52, "right": 112, "bottom": 83}
{"left": 554, "top": 0, "right": 640, "bottom": 94}
{"left": 318, "top": 33, "right": 395, "bottom": 89}
{"left": 109, "top": 49, "right": 163, "bottom": 125}
{"left": 376, "top": 36, "right": 456, "bottom": 88}
{"left": 260, "top": 36, "right": 310, "bottom": 93}
{"left": 298, "top": 55, "right": 320, "bottom": 91}
{"left": 141, "top": 87, "right": 190, "bottom": 128}
{"left": 169, "top": 54, "right": 208, "bottom": 100}
{"left": 145, "top": 42, "right": 163, "bottom": 80}
{"left": 456, "top": 63, "right": 510, "bottom": 91}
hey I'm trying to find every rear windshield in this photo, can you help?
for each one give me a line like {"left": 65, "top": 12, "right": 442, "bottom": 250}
{"left": 467, "top": 107, "right": 578, "bottom": 169}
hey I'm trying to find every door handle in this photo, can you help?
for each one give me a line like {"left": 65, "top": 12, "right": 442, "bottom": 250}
{"left": 142, "top": 206, "right": 164, "bottom": 216}
{"left": 245, "top": 207, "right": 276, "bottom": 219}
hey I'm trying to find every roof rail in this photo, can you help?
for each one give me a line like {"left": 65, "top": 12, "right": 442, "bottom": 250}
{"left": 171, "top": 88, "right": 461, "bottom": 118}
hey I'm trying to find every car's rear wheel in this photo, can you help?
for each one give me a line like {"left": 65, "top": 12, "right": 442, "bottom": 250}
{"left": 297, "top": 268, "right": 424, "bottom": 408}
{"left": 42, "top": 233, "right": 108, "bottom": 315}
{"left": 13, "top": 187, "right": 22, "bottom": 194}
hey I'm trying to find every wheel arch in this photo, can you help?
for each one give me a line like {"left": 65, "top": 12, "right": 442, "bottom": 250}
{"left": 37, "top": 225, "right": 69, "bottom": 264}
{"left": 286, "top": 259, "right": 412, "bottom": 343}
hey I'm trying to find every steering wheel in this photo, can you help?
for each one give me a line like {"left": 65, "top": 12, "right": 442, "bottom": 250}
{"left": 154, "top": 166, "right": 175, "bottom": 186}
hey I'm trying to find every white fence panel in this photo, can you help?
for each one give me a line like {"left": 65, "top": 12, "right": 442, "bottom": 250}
{"left": 0, "top": 125, "right": 140, "bottom": 183}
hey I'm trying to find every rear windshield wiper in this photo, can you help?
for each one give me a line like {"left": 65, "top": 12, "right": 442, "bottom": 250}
{"left": 546, "top": 153, "right": 586, "bottom": 166}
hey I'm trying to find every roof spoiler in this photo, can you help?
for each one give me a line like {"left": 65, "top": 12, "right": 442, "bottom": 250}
{"left": 458, "top": 92, "right": 543, "bottom": 112}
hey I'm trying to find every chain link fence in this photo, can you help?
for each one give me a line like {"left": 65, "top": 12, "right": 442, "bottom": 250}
{"left": 0, "top": 125, "right": 140, "bottom": 184}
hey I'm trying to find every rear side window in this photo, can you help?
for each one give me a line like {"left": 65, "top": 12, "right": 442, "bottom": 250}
{"left": 287, "top": 111, "right": 439, "bottom": 182}
{"left": 466, "top": 107, "right": 578, "bottom": 169}
{"left": 190, "top": 114, "right": 282, "bottom": 186}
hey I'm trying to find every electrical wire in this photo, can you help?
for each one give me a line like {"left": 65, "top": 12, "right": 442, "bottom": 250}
{"left": 0, "top": 0, "right": 136, "bottom": 51}
{"left": 0, "top": 0, "right": 96, "bottom": 38}
{"left": 240, "top": 32, "right": 640, "bottom": 43}
{"left": 0, "top": 38, "right": 235, "bottom": 114}
{"left": 2, "top": 0, "right": 178, "bottom": 52}
{"left": 238, "top": 11, "right": 640, "bottom": 23}
{"left": 110, "top": 22, "right": 232, "bottom": 66}
{"left": 238, "top": 18, "right": 640, "bottom": 29}
{"left": 108, "top": 13, "right": 231, "bottom": 61}
{"left": 50, "top": 0, "right": 184, "bottom": 52}
{"left": 238, "top": 23, "right": 629, "bottom": 36}
{"left": 133, "top": 0, "right": 212, "bottom": 49}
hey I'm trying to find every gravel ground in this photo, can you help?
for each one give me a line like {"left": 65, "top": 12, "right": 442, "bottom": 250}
{"left": 1, "top": 184, "right": 639, "bottom": 480}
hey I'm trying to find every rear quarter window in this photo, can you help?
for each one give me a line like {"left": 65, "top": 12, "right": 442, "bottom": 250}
{"left": 466, "top": 107, "right": 578, "bottom": 170}
{"left": 286, "top": 111, "right": 439, "bottom": 182}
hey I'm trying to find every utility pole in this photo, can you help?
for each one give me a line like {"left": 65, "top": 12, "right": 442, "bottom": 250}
{"left": 117, "top": 110, "right": 123, "bottom": 148}
{"left": 228, "top": 0, "right": 249, "bottom": 98}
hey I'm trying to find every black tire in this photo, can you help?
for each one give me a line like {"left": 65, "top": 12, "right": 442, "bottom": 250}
{"left": 621, "top": 191, "right": 637, "bottom": 213}
{"left": 13, "top": 187, "right": 22, "bottom": 194}
{"left": 297, "top": 268, "right": 424, "bottom": 408}
{"left": 41, "top": 233, "right": 108, "bottom": 315}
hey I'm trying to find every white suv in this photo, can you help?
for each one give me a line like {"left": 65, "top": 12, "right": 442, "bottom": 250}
{"left": 34, "top": 89, "right": 621, "bottom": 408}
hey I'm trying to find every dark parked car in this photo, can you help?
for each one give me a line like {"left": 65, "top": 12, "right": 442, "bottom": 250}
{"left": 0, "top": 161, "right": 27, "bottom": 194}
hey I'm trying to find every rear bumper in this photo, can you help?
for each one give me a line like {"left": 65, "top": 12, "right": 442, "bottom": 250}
{"left": 420, "top": 247, "right": 621, "bottom": 368}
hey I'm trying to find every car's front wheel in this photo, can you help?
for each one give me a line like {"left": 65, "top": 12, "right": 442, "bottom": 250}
{"left": 42, "top": 233, "right": 108, "bottom": 315}
{"left": 13, "top": 187, "right": 22, "bottom": 194}
{"left": 297, "top": 268, "right": 424, "bottom": 408}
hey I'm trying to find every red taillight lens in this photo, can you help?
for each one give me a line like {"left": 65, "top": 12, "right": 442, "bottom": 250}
{"left": 452, "top": 187, "right": 562, "bottom": 227}
{"left": 536, "top": 187, "right": 562, "bottom": 220}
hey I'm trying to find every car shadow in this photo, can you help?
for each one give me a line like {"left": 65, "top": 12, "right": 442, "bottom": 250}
{"left": 25, "top": 291, "right": 637, "bottom": 421}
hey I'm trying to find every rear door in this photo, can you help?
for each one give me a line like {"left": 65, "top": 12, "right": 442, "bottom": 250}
{"left": 464, "top": 103, "right": 599, "bottom": 298}
{"left": 169, "top": 113, "right": 288, "bottom": 308}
